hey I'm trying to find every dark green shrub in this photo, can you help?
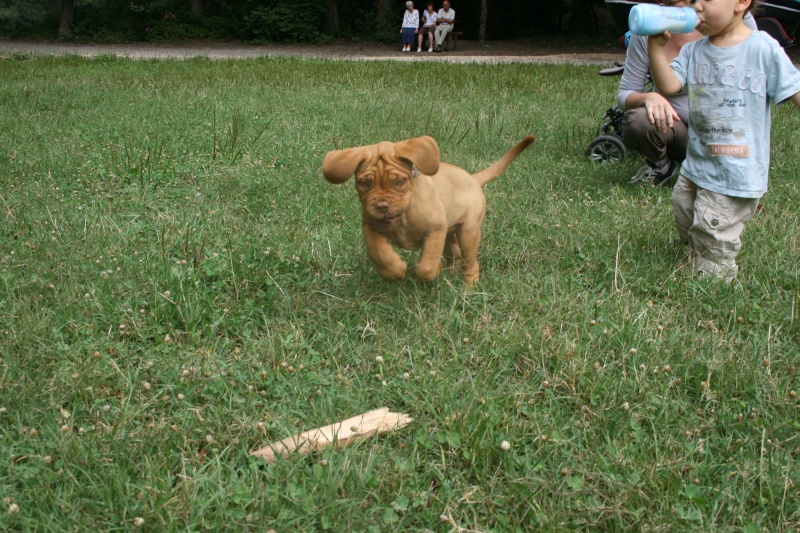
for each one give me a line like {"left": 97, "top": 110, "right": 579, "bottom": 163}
{"left": 244, "top": 0, "right": 330, "bottom": 44}
{"left": 0, "top": 0, "right": 58, "bottom": 38}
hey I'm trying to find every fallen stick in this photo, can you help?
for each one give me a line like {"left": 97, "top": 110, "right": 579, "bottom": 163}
{"left": 250, "top": 407, "right": 413, "bottom": 463}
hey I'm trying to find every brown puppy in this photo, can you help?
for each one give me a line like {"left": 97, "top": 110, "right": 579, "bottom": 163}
{"left": 322, "top": 134, "right": 535, "bottom": 286}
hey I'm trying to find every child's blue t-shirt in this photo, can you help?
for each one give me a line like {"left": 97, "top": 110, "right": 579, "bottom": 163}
{"left": 670, "top": 31, "right": 800, "bottom": 198}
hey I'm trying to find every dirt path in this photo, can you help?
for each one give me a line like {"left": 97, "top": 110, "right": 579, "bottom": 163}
{"left": 0, "top": 38, "right": 627, "bottom": 65}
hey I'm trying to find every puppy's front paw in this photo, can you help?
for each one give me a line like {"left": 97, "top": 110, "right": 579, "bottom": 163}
{"left": 462, "top": 264, "right": 480, "bottom": 287}
{"left": 414, "top": 261, "right": 443, "bottom": 282}
{"left": 377, "top": 260, "right": 408, "bottom": 281}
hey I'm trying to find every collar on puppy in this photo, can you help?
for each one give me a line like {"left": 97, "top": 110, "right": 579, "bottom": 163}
{"left": 412, "top": 164, "right": 420, "bottom": 177}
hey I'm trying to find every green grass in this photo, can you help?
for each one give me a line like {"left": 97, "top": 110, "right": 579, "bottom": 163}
{"left": 0, "top": 53, "right": 799, "bottom": 531}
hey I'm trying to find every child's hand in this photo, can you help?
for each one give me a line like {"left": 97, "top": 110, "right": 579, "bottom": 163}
{"left": 648, "top": 31, "right": 672, "bottom": 48}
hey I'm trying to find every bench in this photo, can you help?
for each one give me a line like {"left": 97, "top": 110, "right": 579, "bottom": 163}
{"left": 444, "top": 30, "right": 464, "bottom": 51}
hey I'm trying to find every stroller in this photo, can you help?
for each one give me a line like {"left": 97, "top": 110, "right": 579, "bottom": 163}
{"left": 585, "top": 61, "right": 630, "bottom": 164}
{"left": 587, "top": 0, "right": 800, "bottom": 164}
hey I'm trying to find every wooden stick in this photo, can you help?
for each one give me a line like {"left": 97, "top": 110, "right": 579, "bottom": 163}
{"left": 250, "top": 407, "right": 413, "bottom": 463}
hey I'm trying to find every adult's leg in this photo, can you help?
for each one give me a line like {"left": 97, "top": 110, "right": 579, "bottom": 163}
{"left": 434, "top": 25, "right": 445, "bottom": 47}
{"left": 436, "top": 25, "right": 452, "bottom": 47}
{"left": 622, "top": 107, "right": 688, "bottom": 164}
{"left": 402, "top": 28, "right": 414, "bottom": 47}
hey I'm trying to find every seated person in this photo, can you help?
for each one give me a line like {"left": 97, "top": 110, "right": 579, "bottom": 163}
{"left": 617, "top": 0, "right": 757, "bottom": 185}
{"left": 400, "top": 1, "right": 419, "bottom": 53}
{"left": 433, "top": 1, "right": 455, "bottom": 52}
{"left": 419, "top": 2, "right": 438, "bottom": 53}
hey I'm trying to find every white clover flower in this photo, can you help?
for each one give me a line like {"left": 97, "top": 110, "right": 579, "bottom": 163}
{"left": 499, "top": 440, "right": 511, "bottom": 451}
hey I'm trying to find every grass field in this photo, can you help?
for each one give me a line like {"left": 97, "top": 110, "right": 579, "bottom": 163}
{"left": 0, "top": 53, "right": 799, "bottom": 531}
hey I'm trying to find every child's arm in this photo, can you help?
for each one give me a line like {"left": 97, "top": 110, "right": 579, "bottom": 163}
{"left": 790, "top": 91, "right": 800, "bottom": 109}
{"left": 647, "top": 32, "right": 683, "bottom": 96}
{"left": 647, "top": 32, "right": 684, "bottom": 133}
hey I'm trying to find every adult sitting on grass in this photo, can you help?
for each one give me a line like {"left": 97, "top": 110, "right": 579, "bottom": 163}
{"left": 433, "top": 0, "right": 455, "bottom": 53}
{"left": 618, "top": 0, "right": 757, "bottom": 186}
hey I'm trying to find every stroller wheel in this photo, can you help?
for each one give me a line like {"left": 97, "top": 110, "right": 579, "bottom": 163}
{"left": 586, "top": 135, "right": 627, "bottom": 164}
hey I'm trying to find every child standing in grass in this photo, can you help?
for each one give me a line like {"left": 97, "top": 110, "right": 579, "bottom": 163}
{"left": 647, "top": 0, "right": 800, "bottom": 282}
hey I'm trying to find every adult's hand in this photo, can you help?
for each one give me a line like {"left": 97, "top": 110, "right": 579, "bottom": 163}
{"left": 643, "top": 92, "right": 680, "bottom": 133}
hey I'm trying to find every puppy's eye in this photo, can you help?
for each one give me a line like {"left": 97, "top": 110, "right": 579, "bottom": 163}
{"left": 394, "top": 179, "right": 406, "bottom": 188}
{"left": 356, "top": 179, "right": 371, "bottom": 190}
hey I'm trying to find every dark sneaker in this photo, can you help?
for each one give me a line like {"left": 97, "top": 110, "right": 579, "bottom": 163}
{"left": 629, "top": 160, "right": 677, "bottom": 186}
{"left": 652, "top": 160, "right": 677, "bottom": 186}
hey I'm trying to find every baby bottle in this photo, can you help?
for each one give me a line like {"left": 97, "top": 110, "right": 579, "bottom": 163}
{"left": 628, "top": 4, "right": 699, "bottom": 36}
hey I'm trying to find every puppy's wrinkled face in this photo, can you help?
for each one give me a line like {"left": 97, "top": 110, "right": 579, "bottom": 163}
{"left": 354, "top": 152, "right": 413, "bottom": 230}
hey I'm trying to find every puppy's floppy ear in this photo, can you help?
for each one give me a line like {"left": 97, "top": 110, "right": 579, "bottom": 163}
{"left": 394, "top": 136, "right": 440, "bottom": 176}
{"left": 322, "top": 146, "right": 369, "bottom": 184}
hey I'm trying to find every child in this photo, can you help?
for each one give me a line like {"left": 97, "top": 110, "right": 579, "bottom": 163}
{"left": 647, "top": 0, "right": 800, "bottom": 282}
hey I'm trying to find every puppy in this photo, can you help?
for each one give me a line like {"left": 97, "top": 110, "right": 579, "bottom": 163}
{"left": 322, "top": 134, "right": 535, "bottom": 286}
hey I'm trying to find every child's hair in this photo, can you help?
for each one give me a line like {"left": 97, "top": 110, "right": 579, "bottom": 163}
{"left": 745, "top": 0, "right": 763, "bottom": 14}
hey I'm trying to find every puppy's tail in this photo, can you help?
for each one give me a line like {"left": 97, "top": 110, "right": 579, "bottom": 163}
{"left": 472, "top": 134, "right": 535, "bottom": 187}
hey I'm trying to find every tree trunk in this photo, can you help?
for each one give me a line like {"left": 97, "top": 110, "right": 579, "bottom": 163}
{"left": 59, "top": 0, "right": 74, "bottom": 39}
{"left": 478, "top": 0, "right": 487, "bottom": 44}
{"left": 324, "top": 0, "right": 341, "bottom": 34}
{"left": 190, "top": 0, "right": 203, "bottom": 15}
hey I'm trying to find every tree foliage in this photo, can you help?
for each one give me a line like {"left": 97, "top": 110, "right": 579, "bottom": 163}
{"left": 1, "top": 0, "right": 613, "bottom": 43}
{"left": 0, "top": 0, "right": 58, "bottom": 37}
